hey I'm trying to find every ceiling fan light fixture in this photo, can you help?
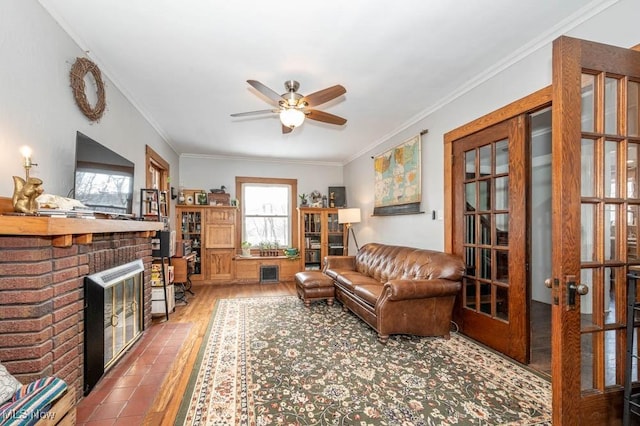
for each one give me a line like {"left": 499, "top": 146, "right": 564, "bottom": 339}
{"left": 280, "top": 108, "right": 305, "bottom": 128}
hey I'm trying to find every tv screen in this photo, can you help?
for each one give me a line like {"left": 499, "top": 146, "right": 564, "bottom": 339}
{"left": 74, "top": 132, "right": 134, "bottom": 215}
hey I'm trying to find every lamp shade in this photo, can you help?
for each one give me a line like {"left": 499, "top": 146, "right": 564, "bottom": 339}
{"left": 338, "top": 208, "right": 361, "bottom": 224}
{"left": 280, "top": 108, "right": 305, "bottom": 128}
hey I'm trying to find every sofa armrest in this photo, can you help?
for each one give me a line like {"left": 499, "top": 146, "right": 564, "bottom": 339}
{"left": 323, "top": 255, "right": 356, "bottom": 272}
{"left": 383, "top": 279, "right": 461, "bottom": 301}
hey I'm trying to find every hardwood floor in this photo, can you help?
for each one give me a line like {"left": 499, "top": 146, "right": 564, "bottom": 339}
{"left": 146, "top": 281, "right": 296, "bottom": 425}
{"left": 530, "top": 300, "right": 552, "bottom": 377}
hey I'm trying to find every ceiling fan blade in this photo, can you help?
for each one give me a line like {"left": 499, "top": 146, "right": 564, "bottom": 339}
{"left": 230, "top": 109, "right": 278, "bottom": 117}
{"left": 305, "top": 109, "right": 347, "bottom": 125}
{"left": 302, "top": 85, "right": 346, "bottom": 107}
{"left": 282, "top": 124, "right": 293, "bottom": 134}
{"left": 247, "top": 80, "right": 283, "bottom": 105}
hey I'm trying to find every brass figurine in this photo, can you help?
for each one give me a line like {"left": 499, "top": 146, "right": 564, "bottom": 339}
{"left": 12, "top": 176, "right": 44, "bottom": 214}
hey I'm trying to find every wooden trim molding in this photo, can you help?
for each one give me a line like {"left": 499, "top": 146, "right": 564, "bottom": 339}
{"left": 443, "top": 86, "right": 552, "bottom": 252}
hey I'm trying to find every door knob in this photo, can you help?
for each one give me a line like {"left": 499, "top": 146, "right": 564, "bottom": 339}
{"left": 567, "top": 278, "right": 588, "bottom": 307}
{"left": 544, "top": 278, "right": 552, "bottom": 288}
{"left": 570, "top": 282, "right": 589, "bottom": 296}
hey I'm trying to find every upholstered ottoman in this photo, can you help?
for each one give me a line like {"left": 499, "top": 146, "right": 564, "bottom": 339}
{"left": 295, "top": 271, "right": 335, "bottom": 307}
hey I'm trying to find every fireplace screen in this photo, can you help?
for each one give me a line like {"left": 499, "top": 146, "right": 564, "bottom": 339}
{"left": 84, "top": 259, "right": 144, "bottom": 394}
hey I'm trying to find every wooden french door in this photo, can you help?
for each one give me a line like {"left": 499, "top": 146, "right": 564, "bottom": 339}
{"left": 452, "top": 116, "right": 529, "bottom": 363}
{"left": 551, "top": 36, "right": 640, "bottom": 424}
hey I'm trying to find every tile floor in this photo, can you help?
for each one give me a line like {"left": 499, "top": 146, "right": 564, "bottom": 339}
{"left": 75, "top": 321, "right": 192, "bottom": 425}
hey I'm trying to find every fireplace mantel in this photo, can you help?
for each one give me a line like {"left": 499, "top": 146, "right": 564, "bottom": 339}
{"left": 0, "top": 196, "right": 164, "bottom": 242}
{"left": 0, "top": 214, "right": 164, "bottom": 235}
{"left": 0, "top": 214, "right": 164, "bottom": 246}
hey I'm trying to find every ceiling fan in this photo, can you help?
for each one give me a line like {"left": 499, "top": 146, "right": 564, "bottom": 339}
{"left": 230, "top": 80, "right": 347, "bottom": 134}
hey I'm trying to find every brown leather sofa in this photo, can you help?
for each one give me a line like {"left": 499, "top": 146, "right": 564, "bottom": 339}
{"left": 324, "top": 243, "right": 465, "bottom": 343}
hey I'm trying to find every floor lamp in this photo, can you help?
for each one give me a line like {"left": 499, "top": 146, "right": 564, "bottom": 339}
{"left": 338, "top": 208, "right": 361, "bottom": 256}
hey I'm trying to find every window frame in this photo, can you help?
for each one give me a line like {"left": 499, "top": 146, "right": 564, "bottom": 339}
{"left": 235, "top": 176, "right": 298, "bottom": 250}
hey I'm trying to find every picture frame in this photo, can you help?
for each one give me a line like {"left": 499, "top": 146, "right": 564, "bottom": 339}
{"left": 328, "top": 186, "right": 346, "bottom": 208}
{"left": 196, "top": 192, "right": 208, "bottom": 205}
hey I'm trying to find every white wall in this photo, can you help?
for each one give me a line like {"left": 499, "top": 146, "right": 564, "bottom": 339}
{"left": 0, "top": 1, "right": 178, "bottom": 209}
{"left": 179, "top": 155, "right": 343, "bottom": 202}
{"left": 343, "top": 0, "right": 639, "bottom": 252}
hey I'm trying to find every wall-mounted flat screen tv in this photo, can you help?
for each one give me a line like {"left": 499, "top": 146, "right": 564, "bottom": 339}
{"left": 74, "top": 132, "right": 134, "bottom": 215}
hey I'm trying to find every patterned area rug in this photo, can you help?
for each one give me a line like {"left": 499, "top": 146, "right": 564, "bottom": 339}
{"left": 176, "top": 297, "right": 551, "bottom": 425}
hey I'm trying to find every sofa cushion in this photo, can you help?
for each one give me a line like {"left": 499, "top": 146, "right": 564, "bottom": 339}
{"left": 352, "top": 284, "right": 384, "bottom": 307}
{"left": 334, "top": 271, "right": 380, "bottom": 292}
{"left": 0, "top": 363, "right": 21, "bottom": 406}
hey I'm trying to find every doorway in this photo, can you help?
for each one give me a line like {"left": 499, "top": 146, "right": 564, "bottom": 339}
{"left": 446, "top": 36, "right": 640, "bottom": 423}
{"left": 529, "top": 107, "right": 552, "bottom": 376}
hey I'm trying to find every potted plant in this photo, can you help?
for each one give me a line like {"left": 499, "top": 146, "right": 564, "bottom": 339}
{"left": 241, "top": 241, "right": 252, "bottom": 257}
{"left": 299, "top": 193, "right": 308, "bottom": 206}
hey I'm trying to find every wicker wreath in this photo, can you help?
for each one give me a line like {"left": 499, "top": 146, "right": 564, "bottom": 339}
{"left": 69, "top": 57, "right": 106, "bottom": 121}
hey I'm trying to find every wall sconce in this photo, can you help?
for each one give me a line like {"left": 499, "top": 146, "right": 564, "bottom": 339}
{"left": 12, "top": 146, "right": 43, "bottom": 214}
{"left": 338, "top": 208, "right": 361, "bottom": 255}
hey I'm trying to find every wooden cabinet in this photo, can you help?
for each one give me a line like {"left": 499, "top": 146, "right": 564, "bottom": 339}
{"left": 234, "top": 256, "right": 299, "bottom": 283}
{"left": 204, "top": 208, "right": 235, "bottom": 249}
{"left": 299, "top": 208, "right": 345, "bottom": 270}
{"left": 207, "top": 249, "right": 234, "bottom": 281}
{"left": 176, "top": 205, "right": 237, "bottom": 283}
{"left": 176, "top": 207, "right": 204, "bottom": 280}
{"left": 175, "top": 205, "right": 303, "bottom": 284}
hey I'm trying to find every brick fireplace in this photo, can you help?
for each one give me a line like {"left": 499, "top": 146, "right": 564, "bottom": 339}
{"left": 0, "top": 215, "right": 163, "bottom": 403}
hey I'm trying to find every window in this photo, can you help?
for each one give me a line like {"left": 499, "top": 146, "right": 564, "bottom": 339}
{"left": 236, "top": 177, "right": 298, "bottom": 248}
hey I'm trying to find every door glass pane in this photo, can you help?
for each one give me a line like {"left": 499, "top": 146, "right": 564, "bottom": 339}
{"left": 495, "top": 177, "right": 509, "bottom": 210}
{"left": 604, "top": 204, "right": 618, "bottom": 261}
{"left": 480, "top": 248, "right": 491, "bottom": 280}
{"left": 629, "top": 205, "right": 640, "bottom": 261}
{"left": 581, "top": 204, "right": 596, "bottom": 262}
{"left": 480, "top": 214, "right": 491, "bottom": 245}
{"left": 628, "top": 143, "right": 639, "bottom": 198}
{"left": 496, "top": 250, "right": 508, "bottom": 283}
{"left": 465, "top": 183, "right": 476, "bottom": 211}
{"left": 581, "top": 333, "right": 595, "bottom": 391}
{"left": 495, "top": 139, "right": 509, "bottom": 174}
{"left": 604, "top": 140, "right": 618, "bottom": 198}
{"left": 604, "top": 330, "right": 617, "bottom": 387}
{"left": 479, "top": 282, "right": 491, "bottom": 315}
{"left": 479, "top": 145, "right": 491, "bottom": 177}
{"left": 465, "top": 150, "right": 476, "bottom": 179}
{"left": 604, "top": 77, "right": 619, "bottom": 135}
{"left": 465, "top": 247, "right": 476, "bottom": 276}
{"left": 495, "top": 213, "right": 509, "bottom": 246}
{"left": 581, "top": 138, "right": 595, "bottom": 197}
{"left": 604, "top": 267, "right": 616, "bottom": 326}
{"left": 580, "top": 268, "right": 595, "bottom": 328}
{"left": 581, "top": 73, "right": 595, "bottom": 132}
{"left": 464, "top": 277, "right": 477, "bottom": 309}
{"left": 496, "top": 285, "right": 508, "bottom": 321}
{"left": 629, "top": 81, "right": 640, "bottom": 137}
{"left": 465, "top": 215, "right": 475, "bottom": 244}
{"left": 479, "top": 180, "right": 490, "bottom": 211}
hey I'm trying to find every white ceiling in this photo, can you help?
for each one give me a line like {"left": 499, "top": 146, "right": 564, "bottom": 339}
{"left": 38, "top": 0, "right": 605, "bottom": 164}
